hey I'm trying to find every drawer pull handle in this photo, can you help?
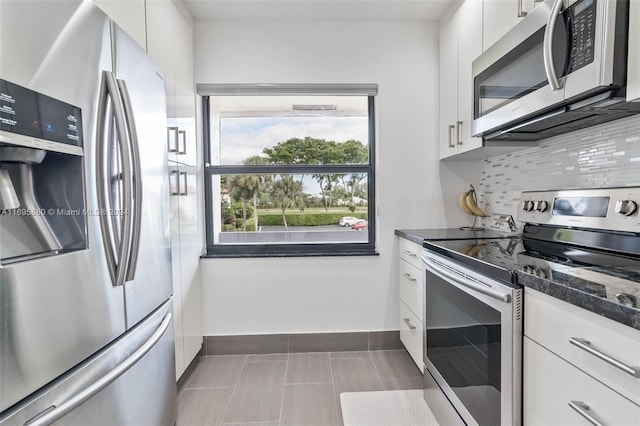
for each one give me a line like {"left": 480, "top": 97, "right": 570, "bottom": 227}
{"left": 402, "top": 250, "right": 417, "bottom": 258}
{"left": 403, "top": 318, "right": 416, "bottom": 330}
{"left": 568, "top": 401, "right": 603, "bottom": 426}
{"left": 569, "top": 337, "right": 640, "bottom": 378}
{"left": 402, "top": 273, "right": 416, "bottom": 282}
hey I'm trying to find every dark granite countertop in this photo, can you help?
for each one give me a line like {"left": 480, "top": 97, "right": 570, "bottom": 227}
{"left": 395, "top": 229, "right": 431, "bottom": 245}
{"left": 395, "top": 228, "right": 640, "bottom": 331}
{"left": 517, "top": 268, "right": 640, "bottom": 330}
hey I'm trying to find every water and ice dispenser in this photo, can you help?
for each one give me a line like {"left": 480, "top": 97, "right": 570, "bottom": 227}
{"left": 0, "top": 79, "right": 87, "bottom": 263}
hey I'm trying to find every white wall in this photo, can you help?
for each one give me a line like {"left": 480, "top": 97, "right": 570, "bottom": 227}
{"left": 195, "top": 19, "right": 480, "bottom": 335}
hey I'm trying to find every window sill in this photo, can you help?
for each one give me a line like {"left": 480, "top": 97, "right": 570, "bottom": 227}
{"left": 201, "top": 247, "right": 379, "bottom": 259}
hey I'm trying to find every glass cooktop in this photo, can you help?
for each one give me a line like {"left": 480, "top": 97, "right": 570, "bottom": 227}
{"left": 423, "top": 237, "right": 640, "bottom": 308}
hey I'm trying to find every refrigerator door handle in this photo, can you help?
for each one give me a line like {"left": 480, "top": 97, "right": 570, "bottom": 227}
{"left": 97, "top": 71, "right": 133, "bottom": 287}
{"left": 117, "top": 79, "right": 142, "bottom": 282}
{"left": 24, "top": 313, "right": 172, "bottom": 426}
{"left": 96, "top": 72, "right": 120, "bottom": 286}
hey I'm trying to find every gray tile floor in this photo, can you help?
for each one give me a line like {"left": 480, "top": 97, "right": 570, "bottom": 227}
{"left": 177, "top": 349, "right": 423, "bottom": 426}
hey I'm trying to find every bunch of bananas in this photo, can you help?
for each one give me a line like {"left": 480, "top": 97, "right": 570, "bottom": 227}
{"left": 458, "top": 185, "right": 487, "bottom": 217}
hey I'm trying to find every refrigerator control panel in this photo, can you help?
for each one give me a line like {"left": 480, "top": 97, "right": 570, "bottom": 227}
{"left": 0, "top": 78, "right": 83, "bottom": 149}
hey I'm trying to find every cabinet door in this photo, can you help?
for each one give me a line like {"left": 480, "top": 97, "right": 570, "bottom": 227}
{"left": 524, "top": 288, "right": 640, "bottom": 405}
{"left": 173, "top": 3, "right": 198, "bottom": 167}
{"left": 482, "top": 0, "right": 536, "bottom": 51}
{"left": 93, "top": 0, "right": 146, "bottom": 49}
{"left": 146, "top": 0, "right": 176, "bottom": 114}
{"left": 400, "top": 302, "right": 424, "bottom": 372}
{"left": 456, "top": 0, "right": 483, "bottom": 154}
{"left": 168, "top": 167, "right": 185, "bottom": 378}
{"left": 178, "top": 170, "right": 203, "bottom": 366}
{"left": 524, "top": 337, "right": 640, "bottom": 426}
{"left": 439, "top": 15, "right": 458, "bottom": 160}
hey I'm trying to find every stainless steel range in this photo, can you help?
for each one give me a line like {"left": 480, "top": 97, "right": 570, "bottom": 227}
{"left": 421, "top": 187, "right": 640, "bottom": 426}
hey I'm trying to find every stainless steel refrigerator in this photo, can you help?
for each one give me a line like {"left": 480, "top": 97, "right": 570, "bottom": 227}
{"left": 0, "top": 1, "right": 176, "bottom": 424}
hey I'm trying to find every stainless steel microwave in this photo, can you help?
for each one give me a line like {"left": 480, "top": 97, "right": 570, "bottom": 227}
{"left": 472, "top": 0, "right": 640, "bottom": 141}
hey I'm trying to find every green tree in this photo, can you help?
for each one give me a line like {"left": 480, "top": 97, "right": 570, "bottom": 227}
{"left": 263, "top": 136, "right": 325, "bottom": 165}
{"left": 262, "top": 137, "right": 368, "bottom": 213}
{"left": 336, "top": 140, "right": 368, "bottom": 208}
{"left": 242, "top": 156, "right": 269, "bottom": 231}
{"left": 270, "top": 175, "right": 303, "bottom": 230}
{"left": 227, "top": 175, "right": 253, "bottom": 231}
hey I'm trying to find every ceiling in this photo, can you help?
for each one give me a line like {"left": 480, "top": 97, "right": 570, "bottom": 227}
{"left": 183, "top": 0, "right": 458, "bottom": 22}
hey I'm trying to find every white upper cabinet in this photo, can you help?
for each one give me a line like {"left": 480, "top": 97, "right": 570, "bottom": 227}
{"left": 456, "top": 0, "right": 483, "bottom": 155}
{"left": 439, "top": 13, "right": 459, "bottom": 160}
{"left": 439, "top": 0, "right": 483, "bottom": 160}
{"left": 439, "top": 0, "right": 543, "bottom": 160}
{"left": 482, "top": 0, "right": 537, "bottom": 51}
{"left": 92, "top": 0, "right": 147, "bottom": 49}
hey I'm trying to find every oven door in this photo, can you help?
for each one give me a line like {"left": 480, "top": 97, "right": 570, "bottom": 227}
{"left": 421, "top": 250, "right": 523, "bottom": 426}
{"left": 472, "top": 0, "right": 622, "bottom": 139}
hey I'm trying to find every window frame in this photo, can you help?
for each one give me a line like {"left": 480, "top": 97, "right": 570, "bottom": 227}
{"left": 201, "top": 89, "right": 377, "bottom": 258}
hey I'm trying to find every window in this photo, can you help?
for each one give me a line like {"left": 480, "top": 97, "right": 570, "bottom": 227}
{"left": 200, "top": 84, "right": 377, "bottom": 257}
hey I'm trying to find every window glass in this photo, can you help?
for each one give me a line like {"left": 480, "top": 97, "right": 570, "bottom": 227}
{"left": 204, "top": 93, "right": 375, "bottom": 256}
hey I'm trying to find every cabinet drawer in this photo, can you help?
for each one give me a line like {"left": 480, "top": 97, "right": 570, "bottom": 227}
{"left": 399, "top": 259, "right": 423, "bottom": 322}
{"left": 525, "top": 288, "right": 640, "bottom": 405}
{"left": 399, "top": 238, "right": 422, "bottom": 269}
{"left": 524, "top": 337, "right": 640, "bottom": 426}
{"left": 400, "top": 301, "right": 424, "bottom": 372}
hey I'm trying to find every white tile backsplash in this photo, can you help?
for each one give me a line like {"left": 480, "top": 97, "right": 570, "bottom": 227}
{"left": 477, "top": 115, "right": 640, "bottom": 228}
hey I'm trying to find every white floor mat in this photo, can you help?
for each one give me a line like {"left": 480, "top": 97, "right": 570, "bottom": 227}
{"left": 340, "top": 389, "right": 440, "bottom": 426}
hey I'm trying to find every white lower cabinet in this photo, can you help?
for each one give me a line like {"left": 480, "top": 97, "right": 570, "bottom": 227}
{"left": 524, "top": 288, "right": 640, "bottom": 425}
{"left": 169, "top": 166, "right": 202, "bottom": 380}
{"left": 525, "top": 288, "right": 640, "bottom": 405}
{"left": 397, "top": 238, "right": 424, "bottom": 372}
{"left": 524, "top": 337, "right": 640, "bottom": 426}
{"left": 400, "top": 301, "right": 423, "bottom": 371}
{"left": 399, "top": 259, "right": 424, "bottom": 323}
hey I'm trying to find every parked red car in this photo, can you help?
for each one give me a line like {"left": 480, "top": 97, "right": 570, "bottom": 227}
{"left": 351, "top": 220, "right": 368, "bottom": 230}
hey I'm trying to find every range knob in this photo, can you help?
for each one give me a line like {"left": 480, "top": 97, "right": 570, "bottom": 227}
{"left": 521, "top": 200, "right": 534, "bottom": 212}
{"left": 534, "top": 200, "right": 549, "bottom": 212}
{"left": 614, "top": 200, "right": 638, "bottom": 216}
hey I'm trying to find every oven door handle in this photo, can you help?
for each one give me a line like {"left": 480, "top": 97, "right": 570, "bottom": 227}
{"left": 421, "top": 255, "right": 512, "bottom": 303}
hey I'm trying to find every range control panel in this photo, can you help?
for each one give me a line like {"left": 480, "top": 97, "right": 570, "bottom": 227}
{"left": 516, "top": 187, "right": 640, "bottom": 233}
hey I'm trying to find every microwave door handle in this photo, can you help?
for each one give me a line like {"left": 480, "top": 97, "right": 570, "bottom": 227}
{"left": 543, "top": 0, "right": 565, "bottom": 91}
{"left": 117, "top": 79, "right": 142, "bottom": 282}
{"left": 421, "top": 255, "right": 512, "bottom": 303}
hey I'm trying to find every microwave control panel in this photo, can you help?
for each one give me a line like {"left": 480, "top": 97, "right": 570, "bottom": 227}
{"left": 568, "top": 0, "right": 596, "bottom": 73}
